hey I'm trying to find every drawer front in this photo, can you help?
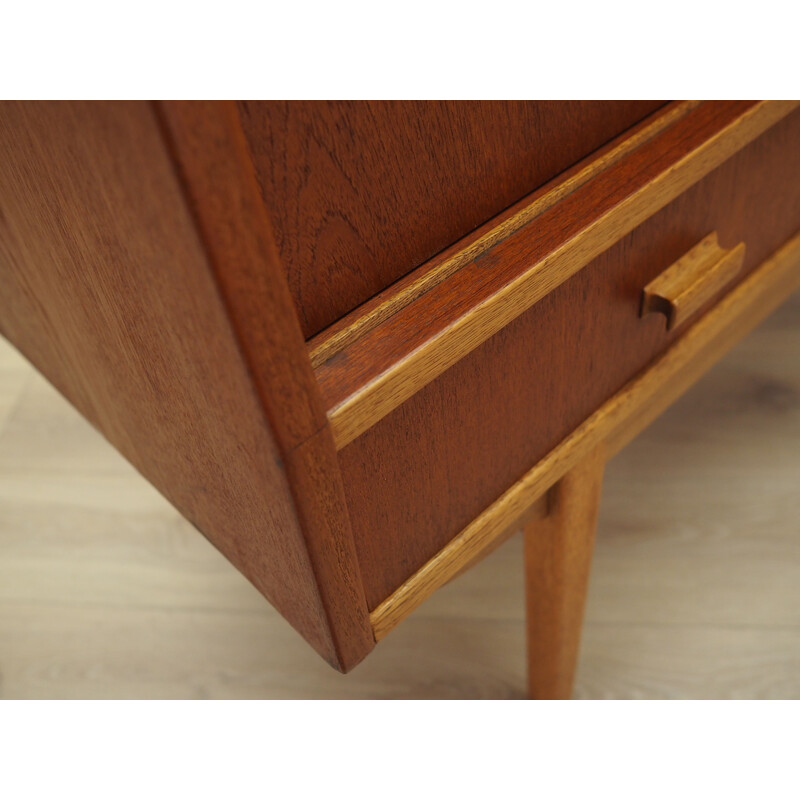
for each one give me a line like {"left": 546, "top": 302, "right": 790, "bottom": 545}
{"left": 238, "top": 101, "right": 665, "bottom": 337}
{"left": 336, "top": 107, "right": 800, "bottom": 610}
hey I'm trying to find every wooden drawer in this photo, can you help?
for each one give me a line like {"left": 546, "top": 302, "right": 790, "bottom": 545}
{"left": 311, "top": 103, "right": 800, "bottom": 611}
{"left": 237, "top": 101, "right": 664, "bottom": 337}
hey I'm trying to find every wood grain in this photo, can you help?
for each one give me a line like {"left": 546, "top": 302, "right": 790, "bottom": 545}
{"left": 3, "top": 288, "right": 799, "bottom": 699}
{"left": 447, "top": 493, "right": 549, "bottom": 585}
{"left": 309, "top": 101, "right": 701, "bottom": 366}
{"left": 344, "top": 107, "right": 800, "bottom": 612}
{"left": 238, "top": 101, "right": 666, "bottom": 337}
{"left": 316, "top": 101, "right": 798, "bottom": 449}
{"left": 369, "top": 227, "right": 800, "bottom": 639}
{"left": 0, "top": 101, "right": 371, "bottom": 671}
{"left": 3, "top": 101, "right": 798, "bottom": 689}
{"left": 526, "top": 446, "right": 605, "bottom": 700}
{"left": 642, "top": 232, "right": 745, "bottom": 331}
{"left": 156, "top": 101, "right": 373, "bottom": 671}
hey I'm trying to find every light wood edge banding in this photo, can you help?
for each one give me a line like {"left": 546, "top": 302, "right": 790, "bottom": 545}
{"left": 446, "top": 492, "right": 549, "bottom": 585}
{"left": 328, "top": 101, "right": 799, "bottom": 451}
{"left": 370, "top": 228, "right": 800, "bottom": 640}
{"left": 308, "top": 101, "right": 699, "bottom": 367}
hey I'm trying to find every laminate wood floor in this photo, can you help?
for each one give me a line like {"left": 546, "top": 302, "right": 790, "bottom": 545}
{"left": 1, "top": 291, "right": 799, "bottom": 699}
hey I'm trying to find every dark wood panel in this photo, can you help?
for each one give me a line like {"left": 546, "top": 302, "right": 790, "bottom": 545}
{"left": 338, "top": 107, "right": 800, "bottom": 610}
{"left": 238, "top": 100, "right": 665, "bottom": 337}
{"left": 156, "top": 101, "right": 374, "bottom": 671}
{"left": 0, "top": 101, "right": 371, "bottom": 670}
{"left": 314, "top": 101, "right": 765, "bottom": 449}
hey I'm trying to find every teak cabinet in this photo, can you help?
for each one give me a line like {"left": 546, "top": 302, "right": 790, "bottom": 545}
{"left": 1, "top": 101, "right": 799, "bottom": 697}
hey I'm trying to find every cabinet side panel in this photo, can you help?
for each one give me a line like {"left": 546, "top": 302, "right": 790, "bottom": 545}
{"left": 0, "top": 101, "right": 340, "bottom": 664}
{"left": 156, "top": 101, "right": 374, "bottom": 671}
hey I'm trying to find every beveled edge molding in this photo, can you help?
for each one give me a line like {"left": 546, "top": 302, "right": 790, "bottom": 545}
{"left": 370, "top": 228, "right": 800, "bottom": 640}
{"left": 308, "top": 101, "right": 699, "bottom": 367}
{"left": 318, "top": 101, "right": 799, "bottom": 451}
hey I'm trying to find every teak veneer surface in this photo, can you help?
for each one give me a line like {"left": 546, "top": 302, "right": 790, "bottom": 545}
{"left": 370, "top": 228, "right": 800, "bottom": 638}
{"left": 315, "top": 101, "right": 798, "bottom": 449}
{"left": 0, "top": 101, "right": 372, "bottom": 670}
{"left": 156, "top": 101, "right": 373, "bottom": 671}
{"left": 237, "top": 101, "right": 665, "bottom": 337}
{"left": 307, "top": 102, "right": 703, "bottom": 368}
{"left": 341, "top": 107, "right": 800, "bottom": 611}
{"left": 2, "top": 100, "right": 799, "bottom": 679}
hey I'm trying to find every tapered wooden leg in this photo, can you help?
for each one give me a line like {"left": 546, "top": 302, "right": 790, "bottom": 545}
{"left": 525, "top": 445, "right": 605, "bottom": 699}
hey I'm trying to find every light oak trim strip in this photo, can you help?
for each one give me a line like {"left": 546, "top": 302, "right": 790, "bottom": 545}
{"left": 447, "top": 491, "right": 549, "bottom": 585}
{"left": 370, "top": 228, "right": 800, "bottom": 640}
{"left": 327, "top": 101, "right": 798, "bottom": 450}
{"left": 308, "top": 101, "right": 700, "bottom": 367}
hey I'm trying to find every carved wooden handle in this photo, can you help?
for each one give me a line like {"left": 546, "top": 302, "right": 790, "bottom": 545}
{"left": 641, "top": 232, "right": 746, "bottom": 331}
